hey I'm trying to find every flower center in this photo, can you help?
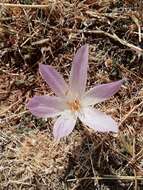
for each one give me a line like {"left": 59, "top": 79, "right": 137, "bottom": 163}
{"left": 67, "top": 99, "right": 81, "bottom": 112}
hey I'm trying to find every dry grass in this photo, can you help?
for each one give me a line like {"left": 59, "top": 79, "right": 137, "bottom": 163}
{"left": 0, "top": 0, "right": 143, "bottom": 189}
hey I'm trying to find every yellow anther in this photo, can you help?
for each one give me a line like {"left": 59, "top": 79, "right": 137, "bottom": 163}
{"left": 67, "top": 99, "right": 81, "bottom": 112}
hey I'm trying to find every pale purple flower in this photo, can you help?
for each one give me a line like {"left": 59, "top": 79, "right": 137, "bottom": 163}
{"left": 27, "top": 45, "right": 123, "bottom": 140}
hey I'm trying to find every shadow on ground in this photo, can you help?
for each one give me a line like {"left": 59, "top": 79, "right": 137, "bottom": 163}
{"left": 63, "top": 129, "right": 142, "bottom": 190}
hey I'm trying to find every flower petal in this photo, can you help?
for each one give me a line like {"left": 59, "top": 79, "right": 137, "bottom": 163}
{"left": 53, "top": 111, "right": 76, "bottom": 140}
{"left": 39, "top": 64, "right": 68, "bottom": 97}
{"left": 27, "top": 95, "right": 65, "bottom": 118}
{"left": 84, "top": 80, "right": 123, "bottom": 105}
{"left": 79, "top": 107, "right": 118, "bottom": 132}
{"left": 69, "top": 45, "right": 88, "bottom": 97}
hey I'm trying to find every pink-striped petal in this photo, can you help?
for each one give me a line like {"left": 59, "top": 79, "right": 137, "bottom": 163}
{"left": 39, "top": 64, "right": 68, "bottom": 97}
{"left": 53, "top": 111, "right": 76, "bottom": 140}
{"left": 69, "top": 45, "right": 88, "bottom": 97}
{"left": 79, "top": 107, "right": 118, "bottom": 132}
{"left": 84, "top": 80, "right": 123, "bottom": 106}
{"left": 27, "top": 95, "right": 65, "bottom": 118}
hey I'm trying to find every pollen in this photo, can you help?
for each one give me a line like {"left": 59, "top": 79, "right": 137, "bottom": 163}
{"left": 67, "top": 99, "right": 81, "bottom": 112}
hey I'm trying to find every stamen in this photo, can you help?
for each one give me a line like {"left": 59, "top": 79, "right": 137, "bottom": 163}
{"left": 67, "top": 99, "right": 81, "bottom": 112}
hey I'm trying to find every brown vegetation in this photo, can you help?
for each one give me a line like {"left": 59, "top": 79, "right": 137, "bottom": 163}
{"left": 0, "top": 0, "right": 143, "bottom": 189}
